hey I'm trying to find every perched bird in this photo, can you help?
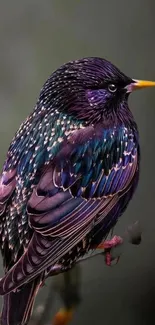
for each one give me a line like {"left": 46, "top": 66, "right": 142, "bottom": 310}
{"left": 0, "top": 57, "right": 154, "bottom": 325}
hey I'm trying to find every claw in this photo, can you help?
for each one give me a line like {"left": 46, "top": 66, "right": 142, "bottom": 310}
{"left": 105, "top": 252, "right": 120, "bottom": 266}
{"left": 52, "top": 308, "right": 74, "bottom": 325}
{"left": 95, "top": 235, "right": 123, "bottom": 266}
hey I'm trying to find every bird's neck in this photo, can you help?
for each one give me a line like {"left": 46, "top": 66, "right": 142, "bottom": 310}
{"left": 100, "top": 101, "right": 138, "bottom": 134}
{"left": 118, "top": 101, "right": 138, "bottom": 131}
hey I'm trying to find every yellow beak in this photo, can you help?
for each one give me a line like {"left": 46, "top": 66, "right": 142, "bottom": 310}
{"left": 126, "top": 79, "right": 155, "bottom": 92}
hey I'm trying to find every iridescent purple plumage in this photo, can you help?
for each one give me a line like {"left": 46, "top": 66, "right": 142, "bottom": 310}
{"left": 0, "top": 57, "right": 140, "bottom": 325}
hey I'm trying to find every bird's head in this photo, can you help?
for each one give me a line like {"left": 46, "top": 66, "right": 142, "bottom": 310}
{"left": 39, "top": 57, "right": 155, "bottom": 126}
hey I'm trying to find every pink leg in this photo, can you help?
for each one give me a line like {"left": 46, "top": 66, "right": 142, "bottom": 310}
{"left": 104, "top": 251, "right": 120, "bottom": 266}
{"left": 96, "top": 235, "right": 123, "bottom": 266}
{"left": 102, "top": 235, "right": 123, "bottom": 249}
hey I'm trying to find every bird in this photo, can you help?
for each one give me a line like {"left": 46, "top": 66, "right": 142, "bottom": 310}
{"left": 0, "top": 56, "right": 154, "bottom": 325}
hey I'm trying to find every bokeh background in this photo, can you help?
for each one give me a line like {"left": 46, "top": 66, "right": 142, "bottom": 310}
{"left": 0, "top": 1, "right": 155, "bottom": 324}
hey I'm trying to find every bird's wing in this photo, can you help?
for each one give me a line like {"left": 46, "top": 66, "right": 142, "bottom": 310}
{"left": 0, "top": 169, "right": 16, "bottom": 216}
{"left": 0, "top": 126, "right": 138, "bottom": 294}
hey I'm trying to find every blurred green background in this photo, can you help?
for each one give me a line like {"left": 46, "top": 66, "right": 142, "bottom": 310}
{"left": 0, "top": 1, "right": 155, "bottom": 324}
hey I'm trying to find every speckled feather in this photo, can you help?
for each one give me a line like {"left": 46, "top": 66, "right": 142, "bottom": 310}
{"left": 0, "top": 57, "right": 140, "bottom": 325}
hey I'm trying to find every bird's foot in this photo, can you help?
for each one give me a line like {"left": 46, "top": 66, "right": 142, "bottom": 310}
{"left": 52, "top": 308, "right": 74, "bottom": 325}
{"left": 97, "top": 235, "right": 123, "bottom": 250}
{"left": 97, "top": 235, "right": 123, "bottom": 266}
{"left": 104, "top": 251, "right": 120, "bottom": 266}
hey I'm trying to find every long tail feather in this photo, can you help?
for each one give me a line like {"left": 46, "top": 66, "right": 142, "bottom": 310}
{"left": 1, "top": 276, "right": 42, "bottom": 325}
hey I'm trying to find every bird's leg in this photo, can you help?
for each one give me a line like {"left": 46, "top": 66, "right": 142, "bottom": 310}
{"left": 92, "top": 222, "right": 142, "bottom": 266}
{"left": 95, "top": 235, "right": 123, "bottom": 266}
{"left": 97, "top": 235, "right": 123, "bottom": 249}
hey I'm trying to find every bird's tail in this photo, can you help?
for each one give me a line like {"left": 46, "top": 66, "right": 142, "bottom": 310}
{"left": 1, "top": 276, "right": 42, "bottom": 325}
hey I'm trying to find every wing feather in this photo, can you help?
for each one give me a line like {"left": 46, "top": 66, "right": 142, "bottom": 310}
{"left": 0, "top": 125, "right": 139, "bottom": 294}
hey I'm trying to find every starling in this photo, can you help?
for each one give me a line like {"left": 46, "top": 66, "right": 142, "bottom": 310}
{"left": 0, "top": 57, "right": 154, "bottom": 325}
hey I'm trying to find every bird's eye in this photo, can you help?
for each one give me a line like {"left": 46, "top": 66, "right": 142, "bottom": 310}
{"left": 108, "top": 84, "right": 117, "bottom": 93}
